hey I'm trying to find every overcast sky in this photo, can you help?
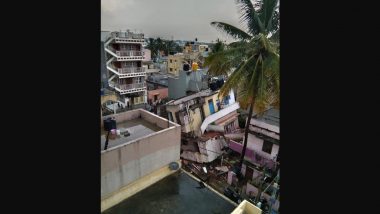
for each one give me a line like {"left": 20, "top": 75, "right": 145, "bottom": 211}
{"left": 101, "top": 0, "right": 246, "bottom": 43}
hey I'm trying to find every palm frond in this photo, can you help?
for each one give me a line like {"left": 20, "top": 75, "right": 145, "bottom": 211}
{"left": 260, "top": 0, "right": 278, "bottom": 31}
{"left": 269, "top": 28, "right": 280, "bottom": 43}
{"left": 205, "top": 44, "right": 248, "bottom": 76}
{"left": 211, "top": 22, "right": 252, "bottom": 40}
{"left": 235, "top": 0, "right": 262, "bottom": 35}
{"left": 270, "top": 10, "right": 280, "bottom": 33}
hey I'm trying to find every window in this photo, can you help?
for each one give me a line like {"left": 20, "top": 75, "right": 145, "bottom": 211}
{"left": 223, "top": 95, "right": 230, "bottom": 105}
{"left": 170, "top": 68, "right": 173, "bottom": 71}
{"left": 262, "top": 140, "right": 273, "bottom": 154}
{"left": 170, "top": 59, "right": 173, "bottom": 63}
{"left": 216, "top": 99, "right": 220, "bottom": 111}
{"left": 208, "top": 99, "right": 215, "bottom": 114}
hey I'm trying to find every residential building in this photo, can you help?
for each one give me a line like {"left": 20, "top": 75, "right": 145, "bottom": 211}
{"left": 101, "top": 109, "right": 181, "bottom": 212}
{"left": 147, "top": 79, "right": 168, "bottom": 104}
{"left": 101, "top": 88, "right": 119, "bottom": 116}
{"left": 229, "top": 108, "right": 279, "bottom": 172}
{"left": 103, "top": 30, "right": 147, "bottom": 108}
{"left": 227, "top": 108, "right": 280, "bottom": 213}
{"left": 166, "top": 40, "right": 208, "bottom": 99}
{"left": 198, "top": 44, "right": 210, "bottom": 57}
{"left": 166, "top": 88, "right": 240, "bottom": 163}
{"left": 143, "top": 48, "right": 151, "bottom": 62}
{"left": 166, "top": 88, "right": 236, "bottom": 136}
{"left": 167, "top": 53, "right": 184, "bottom": 76}
{"left": 180, "top": 131, "right": 228, "bottom": 163}
{"left": 168, "top": 68, "right": 209, "bottom": 100}
{"left": 146, "top": 78, "right": 168, "bottom": 116}
{"left": 101, "top": 41, "right": 109, "bottom": 89}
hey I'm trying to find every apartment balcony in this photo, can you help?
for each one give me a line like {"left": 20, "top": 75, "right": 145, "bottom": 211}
{"left": 115, "top": 50, "right": 144, "bottom": 61}
{"left": 107, "top": 65, "right": 147, "bottom": 78}
{"left": 114, "top": 83, "right": 147, "bottom": 95}
{"left": 110, "top": 31, "right": 145, "bottom": 43}
{"left": 118, "top": 67, "right": 146, "bottom": 76}
{"left": 105, "top": 46, "right": 144, "bottom": 61}
{"left": 200, "top": 102, "right": 240, "bottom": 134}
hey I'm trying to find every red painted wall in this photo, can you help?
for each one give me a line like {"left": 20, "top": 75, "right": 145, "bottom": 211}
{"left": 147, "top": 88, "right": 168, "bottom": 102}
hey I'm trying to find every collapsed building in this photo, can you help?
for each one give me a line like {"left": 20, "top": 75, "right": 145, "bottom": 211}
{"left": 227, "top": 108, "right": 280, "bottom": 213}
{"left": 166, "top": 88, "right": 240, "bottom": 163}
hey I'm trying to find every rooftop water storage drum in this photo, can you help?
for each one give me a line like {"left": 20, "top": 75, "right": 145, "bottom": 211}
{"left": 183, "top": 63, "right": 190, "bottom": 71}
{"left": 103, "top": 118, "right": 117, "bottom": 131}
{"left": 216, "top": 79, "right": 224, "bottom": 89}
{"left": 192, "top": 62, "right": 198, "bottom": 71}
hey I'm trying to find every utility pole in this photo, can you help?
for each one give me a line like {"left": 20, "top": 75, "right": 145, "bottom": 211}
{"left": 104, "top": 130, "right": 110, "bottom": 150}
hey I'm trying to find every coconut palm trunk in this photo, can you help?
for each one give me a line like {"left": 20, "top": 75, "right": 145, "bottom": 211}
{"left": 239, "top": 100, "right": 255, "bottom": 169}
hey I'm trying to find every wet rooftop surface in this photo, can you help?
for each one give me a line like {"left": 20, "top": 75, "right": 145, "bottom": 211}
{"left": 103, "top": 171, "right": 236, "bottom": 214}
{"left": 101, "top": 118, "right": 163, "bottom": 151}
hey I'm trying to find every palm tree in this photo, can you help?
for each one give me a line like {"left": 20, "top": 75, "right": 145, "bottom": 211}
{"left": 211, "top": 38, "right": 225, "bottom": 53}
{"left": 205, "top": 0, "right": 280, "bottom": 172}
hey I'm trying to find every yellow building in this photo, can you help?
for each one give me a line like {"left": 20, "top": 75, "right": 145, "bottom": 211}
{"left": 183, "top": 44, "right": 192, "bottom": 53}
{"left": 166, "top": 89, "right": 237, "bottom": 136}
{"left": 168, "top": 54, "right": 184, "bottom": 76}
{"left": 202, "top": 92, "right": 220, "bottom": 117}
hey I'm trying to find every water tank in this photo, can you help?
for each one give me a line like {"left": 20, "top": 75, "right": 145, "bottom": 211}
{"left": 103, "top": 118, "right": 117, "bottom": 131}
{"left": 210, "top": 82, "right": 218, "bottom": 91}
{"left": 192, "top": 62, "right": 198, "bottom": 71}
{"left": 169, "top": 162, "right": 179, "bottom": 170}
{"left": 216, "top": 79, "right": 224, "bottom": 88}
{"left": 183, "top": 63, "right": 190, "bottom": 71}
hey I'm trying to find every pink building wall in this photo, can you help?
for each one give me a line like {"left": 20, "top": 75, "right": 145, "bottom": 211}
{"left": 246, "top": 134, "right": 279, "bottom": 160}
{"left": 143, "top": 49, "right": 151, "bottom": 61}
{"left": 229, "top": 138, "right": 277, "bottom": 170}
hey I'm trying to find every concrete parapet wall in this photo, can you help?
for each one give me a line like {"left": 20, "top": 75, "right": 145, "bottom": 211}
{"left": 101, "top": 109, "right": 181, "bottom": 211}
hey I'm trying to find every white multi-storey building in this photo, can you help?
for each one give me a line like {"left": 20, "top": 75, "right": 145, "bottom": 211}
{"left": 104, "top": 30, "right": 147, "bottom": 107}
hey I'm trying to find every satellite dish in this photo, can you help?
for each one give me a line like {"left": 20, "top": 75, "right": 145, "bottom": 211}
{"left": 169, "top": 162, "right": 179, "bottom": 170}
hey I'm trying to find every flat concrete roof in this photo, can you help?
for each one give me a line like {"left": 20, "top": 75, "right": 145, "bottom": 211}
{"left": 101, "top": 118, "right": 163, "bottom": 151}
{"left": 103, "top": 172, "right": 236, "bottom": 214}
{"left": 166, "top": 89, "right": 217, "bottom": 106}
{"left": 253, "top": 108, "right": 279, "bottom": 127}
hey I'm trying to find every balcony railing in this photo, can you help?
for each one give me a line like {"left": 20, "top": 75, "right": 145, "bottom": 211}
{"left": 117, "top": 67, "right": 145, "bottom": 74}
{"left": 111, "top": 31, "right": 144, "bottom": 39}
{"left": 116, "top": 50, "right": 143, "bottom": 57}
{"left": 117, "top": 83, "right": 146, "bottom": 90}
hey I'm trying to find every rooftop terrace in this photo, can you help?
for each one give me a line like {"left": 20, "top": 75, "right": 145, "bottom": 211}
{"left": 101, "top": 109, "right": 175, "bottom": 152}
{"left": 103, "top": 171, "right": 236, "bottom": 214}
{"left": 101, "top": 118, "right": 163, "bottom": 151}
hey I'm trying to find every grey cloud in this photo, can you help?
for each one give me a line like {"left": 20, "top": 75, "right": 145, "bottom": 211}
{"left": 101, "top": 0, "right": 247, "bottom": 43}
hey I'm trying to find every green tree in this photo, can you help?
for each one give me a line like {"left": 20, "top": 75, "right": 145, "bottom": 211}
{"left": 146, "top": 38, "right": 158, "bottom": 59}
{"left": 146, "top": 38, "right": 183, "bottom": 58}
{"left": 211, "top": 38, "right": 225, "bottom": 53}
{"left": 205, "top": 0, "right": 280, "bottom": 173}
